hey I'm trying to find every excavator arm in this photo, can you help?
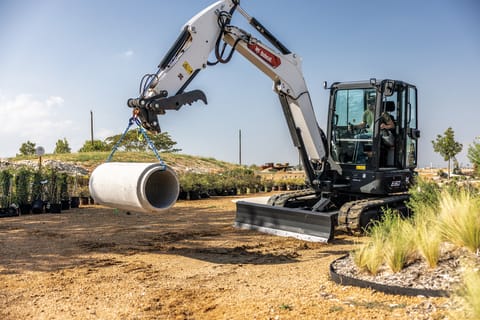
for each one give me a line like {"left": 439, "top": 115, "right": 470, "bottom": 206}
{"left": 127, "top": 0, "right": 342, "bottom": 242}
{"left": 127, "top": 0, "right": 339, "bottom": 184}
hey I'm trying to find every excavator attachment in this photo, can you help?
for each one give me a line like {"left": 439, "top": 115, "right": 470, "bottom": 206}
{"left": 234, "top": 201, "right": 336, "bottom": 243}
{"left": 127, "top": 90, "right": 207, "bottom": 133}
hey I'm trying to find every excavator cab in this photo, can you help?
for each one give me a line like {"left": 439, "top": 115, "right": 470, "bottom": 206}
{"left": 327, "top": 79, "right": 420, "bottom": 195}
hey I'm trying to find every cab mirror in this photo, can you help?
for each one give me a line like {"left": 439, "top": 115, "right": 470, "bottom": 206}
{"left": 408, "top": 128, "right": 421, "bottom": 139}
{"left": 383, "top": 80, "right": 395, "bottom": 96}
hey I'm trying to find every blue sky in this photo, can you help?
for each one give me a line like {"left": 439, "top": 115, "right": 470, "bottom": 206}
{"left": 0, "top": 0, "right": 479, "bottom": 168}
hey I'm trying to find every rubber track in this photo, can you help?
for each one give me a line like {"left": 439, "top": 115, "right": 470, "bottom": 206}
{"left": 267, "top": 188, "right": 317, "bottom": 207}
{"left": 337, "top": 194, "right": 409, "bottom": 233}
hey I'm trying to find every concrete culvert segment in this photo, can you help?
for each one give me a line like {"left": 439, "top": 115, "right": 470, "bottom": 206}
{"left": 89, "top": 162, "right": 179, "bottom": 213}
{"left": 143, "top": 166, "right": 180, "bottom": 210}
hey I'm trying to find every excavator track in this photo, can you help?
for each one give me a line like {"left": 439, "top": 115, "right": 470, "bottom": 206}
{"left": 337, "top": 194, "right": 410, "bottom": 234}
{"left": 267, "top": 188, "right": 317, "bottom": 207}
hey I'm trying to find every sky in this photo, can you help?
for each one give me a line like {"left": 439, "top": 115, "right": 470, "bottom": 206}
{"left": 0, "top": 0, "right": 479, "bottom": 168}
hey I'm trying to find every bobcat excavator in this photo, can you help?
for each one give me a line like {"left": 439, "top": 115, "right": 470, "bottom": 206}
{"left": 127, "top": 0, "right": 420, "bottom": 242}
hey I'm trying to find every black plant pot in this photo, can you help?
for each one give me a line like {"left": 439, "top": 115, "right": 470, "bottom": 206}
{"left": 19, "top": 203, "right": 32, "bottom": 215}
{"left": 49, "top": 203, "right": 62, "bottom": 214}
{"left": 0, "top": 207, "right": 18, "bottom": 217}
{"left": 178, "top": 191, "right": 188, "bottom": 200}
{"left": 188, "top": 191, "right": 201, "bottom": 200}
{"left": 31, "top": 199, "right": 44, "bottom": 214}
{"left": 61, "top": 200, "right": 70, "bottom": 210}
{"left": 70, "top": 197, "right": 80, "bottom": 208}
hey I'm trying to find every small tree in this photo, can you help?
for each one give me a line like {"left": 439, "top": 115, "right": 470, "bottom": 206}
{"left": 31, "top": 170, "right": 44, "bottom": 201}
{"left": 0, "top": 170, "right": 13, "bottom": 207}
{"left": 54, "top": 138, "right": 71, "bottom": 154}
{"left": 431, "top": 127, "right": 463, "bottom": 179}
{"left": 150, "top": 132, "right": 181, "bottom": 153}
{"left": 18, "top": 140, "right": 36, "bottom": 156}
{"left": 45, "top": 168, "right": 60, "bottom": 204}
{"left": 467, "top": 136, "right": 480, "bottom": 176}
{"left": 104, "top": 130, "right": 180, "bottom": 153}
{"left": 58, "top": 172, "right": 70, "bottom": 201}
{"left": 78, "top": 140, "right": 109, "bottom": 152}
{"left": 15, "top": 167, "right": 32, "bottom": 206}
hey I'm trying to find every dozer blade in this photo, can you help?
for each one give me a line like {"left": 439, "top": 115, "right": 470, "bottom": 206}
{"left": 234, "top": 201, "right": 336, "bottom": 243}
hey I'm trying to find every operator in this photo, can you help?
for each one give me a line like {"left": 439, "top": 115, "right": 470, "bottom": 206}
{"left": 351, "top": 98, "right": 395, "bottom": 163}
{"left": 354, "top": 98, "right": 375, "bottom": 132}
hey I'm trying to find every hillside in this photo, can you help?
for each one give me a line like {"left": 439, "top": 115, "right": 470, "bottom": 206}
{"left": 2, "top": 151, "right": 241, "bottom": 175}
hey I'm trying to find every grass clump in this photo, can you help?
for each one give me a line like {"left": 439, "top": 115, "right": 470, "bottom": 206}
{"left": 412, "top": 207, "right": 442, "bottom": 268}
{"left": 381, "top": 210, "right": 416, "bottom": 272}
{"left": 453, "top": 267, "right": 480, "bottom": 320}
{"left": 353, "top": 229, "right": 384, "bottom": 275}
{"left": 353, "top": 178, "right": 480, "bottom": 274}
{"left": 437, "top": 191, "right": 480, "bottom": 253}
{"left": 353, "top": 210, "right": 415, "bottom": 273}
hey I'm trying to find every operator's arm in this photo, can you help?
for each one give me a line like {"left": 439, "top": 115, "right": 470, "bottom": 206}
{"left": 380, "top": 113, "right": 394, "bottom": 130}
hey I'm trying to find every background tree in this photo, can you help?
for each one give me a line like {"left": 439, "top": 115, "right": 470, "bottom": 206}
{"left": 104, "top": 130, "right": 180, "bottom": 153}
{"left": 150, "top": 131, "right": 181, "bottom": 153}
{"left": 54, "top": 138, "right": 71, "bottom": 154}
{"left": 467, "top": 136, "right": 480, "bottom": 176}
{"left": 18, "top": 140, "right": 36, "bottom": 156}
{"left": 431, "top": 127, "right": 463, "bottom": 178}
{"left": 78, "top": 140, "right": 109, "bottom": 152}
{"left": 104, "top": 130, "right": 146, "bottom": 152}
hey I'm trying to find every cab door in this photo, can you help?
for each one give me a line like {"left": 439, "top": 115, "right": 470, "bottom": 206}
{"left": 405, "top": 86, "right": 419, "bottom": 168}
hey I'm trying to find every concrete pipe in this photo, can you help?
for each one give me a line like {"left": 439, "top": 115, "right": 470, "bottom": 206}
{"left": 89, "top": 162, "right": 179, "bottom": 213}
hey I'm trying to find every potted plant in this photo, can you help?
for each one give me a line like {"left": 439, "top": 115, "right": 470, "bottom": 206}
{"left": 262, "top": 179, "right": 274, "bottom": 192}
{"left": 0, "top": 169, "right": 16, "bottom": 216}
{"left": 69, "top": 172, "right": 80, "bottom": 208}
{"left": 46, "top": 168, "right": 61, "bottom": 213}
{"left": 31, "top": 170, "right": 45, "bottom": 213}
{"left": 59, "top": 172, "right": 70, "bottom": 210}
{"left": 178, "top": 172, "right": 197, "bottom": 200}
{"left": 78, "top": 186, "right": 90, "bottom": 205}
{"left": 15, "top": 167, "right": 32, "bottom": 215}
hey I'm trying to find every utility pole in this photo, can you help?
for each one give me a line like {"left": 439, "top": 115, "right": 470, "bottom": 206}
{"left": 239, "top": 129, "right": 242, "bottom": 165}
{"left": 90, "top": 110, "right": 94, "bottom": 145}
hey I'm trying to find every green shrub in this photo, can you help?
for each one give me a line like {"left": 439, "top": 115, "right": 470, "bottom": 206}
{"left": 0, "top": 169, "right": 13, "bottom": 207}
{"left": 407, "top": 176, "right": 441, "bottom": 213}
{"left": 31, "top": 170, "right": 44, "bottom": 201}
{"left": 14, "top": 167, "right": 32, "bottom": 205}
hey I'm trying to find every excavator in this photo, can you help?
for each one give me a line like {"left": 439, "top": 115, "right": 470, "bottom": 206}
{"left": 127, "top": 0, "right": 420, "bottom": 242}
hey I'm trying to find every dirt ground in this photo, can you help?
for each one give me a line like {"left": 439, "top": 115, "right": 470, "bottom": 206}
{"left": 0, "top": 194, "right": 452, "bottom": 320}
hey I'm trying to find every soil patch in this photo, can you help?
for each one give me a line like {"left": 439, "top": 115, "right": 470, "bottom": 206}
{"left": 0, "top": 195, "right": 455, "bottom": 319}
